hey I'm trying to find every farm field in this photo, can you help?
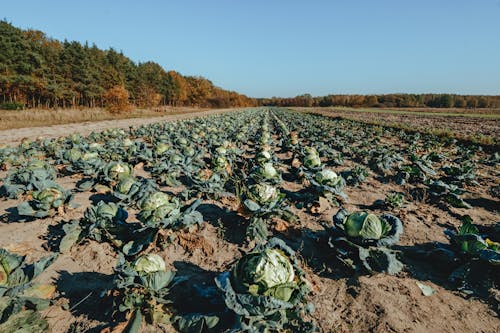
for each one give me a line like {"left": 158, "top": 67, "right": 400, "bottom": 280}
{"left": 0, "top": 107, "right": 498, "bottom": 333}
{"left": 297, "top": 107, "right": 500, "bottom": 145}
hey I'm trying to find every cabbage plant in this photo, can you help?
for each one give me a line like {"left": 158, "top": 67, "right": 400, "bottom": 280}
{"left": 137, "top": 192, "right": 204, "bottom": 230}
{"left": 1, "top": 160, "right": 57, "bottom": 199}
{"left": 241, "top": 183, "right": 296, "bottom": 244}
{"left": 215, "top": 238, "right": 315, "bottom": 332}
{"left": 309, "top": 169, "right": 346, "bottom": 203}
{"left": 412, "top": 218, "right": 500, "bottom": 296}
{"left": 16, "top": 183, "right": 75, "bottom": 219}
{"left": 250, "top": 162, "right": 282, "bottom": 184}
{"left": 104, "top": 161, "right": 133, "bottom": 183}
{"left": 341, "top": 166, "right": 368, "bottom": 186}
{"left": 60, "top": 201, "right": 157, "bottom": 256}
{"left": 109, "top": 254, "right": 176, "bottom": 332}
{"left": 447, "top": 218, "right": 499, "bottom": 266}
{"left": 303, "top": 147, "right": 321, "bottom": 170}
{"left": 64, "top": 149, "right": 104, "bottom": 176}
{"left": 0, "top": 248, "right": 57, "bottom": 331}
{"left": 185, "top": 170, "right": 226, "bottom": 200}
{"left": 112, "top": 176, "right": 159, "bottom": 207}
{"left": 328, "top": 208, "right": 404, "bottom": 274}
{"left": 427, "top": 180, "right": 471, "bottom": 209}
{"left": 77, "top": 161, "right": 134, "bottom": 191}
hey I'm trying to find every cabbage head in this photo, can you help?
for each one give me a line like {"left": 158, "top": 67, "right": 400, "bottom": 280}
{"left": 232, "top": 248, "right": 296, "bottom": 301}
{"left": 258, "top": 162, "right": 278, "bottom": 180}
{"left": 249, "top": 184, "right": 279, "bottom": 205}
{"left": 140, "top": 192, "right": 172, "bottom": 211}
{"left": 32, "top": 187, "right": 65, "bottom": 208}
{"left": 155, "top": 143, "right": 170, "bottom": 155}
{"left": 344, "top": 212, "right": 391, "bottom": 240}
{"left": 315, "top": 169, "right": 341, "bottom": 186}
{"left": 116, "top": 177, "right": 136, "bottom": 195}
{"left": 65, "top": 148, "right": 82, "bottom": 162}
{"left": 303, "top": 149, "right": 321, "bottom": 169}
{"left": 133, "top": 254, "right": 166, "bottom": 274}
{"left": 106, "top": 162, "right": 132, "bottom": 181}
{"left": 81, "top": 152, "right": 99, "bottom": 161}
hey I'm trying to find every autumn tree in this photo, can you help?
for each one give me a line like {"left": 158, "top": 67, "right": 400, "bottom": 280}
{"left": 103, "top": 85, "right": 132, "bottom": 113}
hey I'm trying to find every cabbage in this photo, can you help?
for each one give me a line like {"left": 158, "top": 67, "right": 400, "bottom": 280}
{"left": 250, "top": 184, "right": 279, "bottom": 204}
{"left": 89, "top": 142, "right": 102, "bottom": 151}
{"left": 259, "top": 162, "right": 278, "bottom": 179}
{"left": 116, "top": 177, "right": 136, "bottom": 194}
{"left": 315, "top": 169, "right": 340, "bottom": 185}
{"left": 171, "top": 154, "right": 183, "bottom": 164}
{"left": 232, "top": 248, "right": 296, "bottom": 301}
{"left": 183, "top": 146, "right": 195, "bottom": 157}
{"left": 176, "top": 138, "right": 188, "bottom": 146}
{"left": 155, "top": 143, "right": 170, "bottom": 155}
{"left": 140, "top": 192, "right": 172, "bottom": 211}
{"left": 123, "top": 138, "right": 134, "bottom": 147}
{"left": 95, "top": 201, "right": 121, "bottom": 219}
{"left": 258, "top": 151, "right": 271, "bottom": 160}
{"left": 81, "top": 152, "right": 99, "bottom": 161}
{"left": 33, "top": 187, "right": 64, "bottom": 207}
{"left": 344, "top": 212, "right": 389, "bottom": 240}
{"left": 65, "top": 148, "right": 82, "bottom": 162}
{"left": 133, "top": 254, "right": 166, "bottom": 274}
{"left": 107, "top": 162, "right": 132, "bottom": 181}
{"left": 303, "top": 150, "right": 321, "bottom": 169}
{"left": 215, "top": 146, "right": 227, "bottom": 155}
{"left": 214, "top": 156, "right": 228, "bottom": 169}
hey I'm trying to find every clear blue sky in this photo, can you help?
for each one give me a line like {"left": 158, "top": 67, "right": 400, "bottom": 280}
{"left": 2, "top": 0, "right": 500, "bottom": 97}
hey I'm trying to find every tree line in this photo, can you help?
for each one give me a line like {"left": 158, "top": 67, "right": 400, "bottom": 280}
{"left": 1, "top": 21, "right": 498, "bottom": 111}
{"left": 259, "top": 93, "right": 500, "bottom": 109}
{"left": 0, "top": 21, "right": 255, "bottom": 110}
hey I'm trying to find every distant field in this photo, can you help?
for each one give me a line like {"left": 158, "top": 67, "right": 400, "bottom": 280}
{"left": 312, "top": 107, "right": 500, "bottom": 118}
{"left": 295, "top": 107, "right": 500, "bottom": 147}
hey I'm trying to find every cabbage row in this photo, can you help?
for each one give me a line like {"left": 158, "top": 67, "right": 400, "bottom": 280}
{"left": 0, "top": 107, "right": 498, "bottom": 332}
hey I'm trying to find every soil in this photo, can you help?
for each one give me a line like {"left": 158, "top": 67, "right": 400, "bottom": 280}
{"left": 0, "top": 110, "right": 498, "bottom": 333}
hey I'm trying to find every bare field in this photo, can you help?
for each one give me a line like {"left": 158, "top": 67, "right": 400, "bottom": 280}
{"left": 297, "top": 107, "right": 500, "bottom": 146}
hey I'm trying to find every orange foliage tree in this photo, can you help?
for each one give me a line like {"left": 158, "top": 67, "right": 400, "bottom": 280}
{"left": 103, "top": 85, "right": 133, "bottom": 113}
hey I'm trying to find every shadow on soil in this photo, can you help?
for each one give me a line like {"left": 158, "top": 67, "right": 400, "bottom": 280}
{"left": 55, "top": 270, "right": 114, "bottom": 331}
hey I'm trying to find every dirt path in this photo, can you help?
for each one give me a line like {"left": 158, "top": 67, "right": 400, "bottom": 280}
{"left": 0, "top": 108, "right": 235, "bottom": 146}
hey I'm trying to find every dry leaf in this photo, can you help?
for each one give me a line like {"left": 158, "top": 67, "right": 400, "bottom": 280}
{"left": 273, "top": 218, "right": 290, "bottom": 232}
{"left": 291, "top": 158, "right": 301, "bottom": 168}
{"left": 178, "top": 232, "right": 214, "bottom": 256}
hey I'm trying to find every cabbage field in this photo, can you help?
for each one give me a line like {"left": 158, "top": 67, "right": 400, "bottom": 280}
{"left": 0, "top": 107, "right": 498, "bottom": 332}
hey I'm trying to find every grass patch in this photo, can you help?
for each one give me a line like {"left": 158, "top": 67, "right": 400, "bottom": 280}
{"left": 0, "top": 107, "right": 209, "bottom": 131}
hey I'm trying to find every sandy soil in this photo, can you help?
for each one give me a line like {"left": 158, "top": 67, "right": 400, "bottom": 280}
{"left": 0, "top": 111, "right": 498, "bottom": 333}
